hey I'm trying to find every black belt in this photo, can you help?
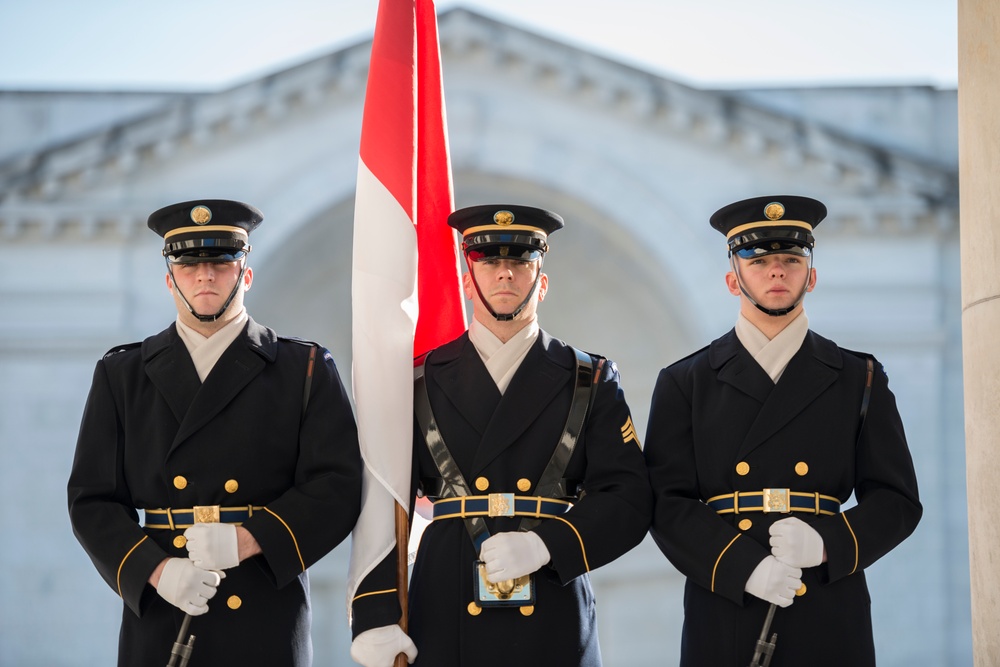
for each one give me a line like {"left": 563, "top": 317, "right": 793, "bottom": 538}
{"left": 706, "top": 490, "right": 840, "bottom": 516}
{"left": 433, "top": 495, "right": 572, "bottom": 521}
{"left": 143, "top": 505, "right": 263, "bottom": 529}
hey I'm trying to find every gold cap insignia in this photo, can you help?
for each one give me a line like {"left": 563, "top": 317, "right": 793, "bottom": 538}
{"left": 771, "top": 242, "right": 781, "bottom": 250}
{"left": 763, "top": 202, "right": 785, "bottom": 221}
{"left": 500, "top": 246, "right": 509, "bottom": 257}
{"left": 190, "top": 205, "right": 212, "bottom": 225}
{"left": 494, "top": 210, "right": 514, "bottom": 226}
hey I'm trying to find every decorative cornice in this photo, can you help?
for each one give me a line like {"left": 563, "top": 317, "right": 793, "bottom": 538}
{"left": 0, "top": 8, "right": 958, "bottom": 242}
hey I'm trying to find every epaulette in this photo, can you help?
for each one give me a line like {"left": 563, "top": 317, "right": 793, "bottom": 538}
{"left": 840, "top": 346, "right": 882, "bottom": 376}
{"left": 840, "top": 346, "right": 874, "bottom": 362}
{"left": 103, "top": 342, "right": 141, "bottom": 360}
{"left": 668, "top": 343, "right": 711, "bottom": 368}
{"left": 278, "top": 335, "right": 319, "bottom": 348}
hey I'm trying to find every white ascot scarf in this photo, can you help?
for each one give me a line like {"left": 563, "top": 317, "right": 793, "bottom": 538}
{"left": 468, "top": 317, "right": 539, "bottom": 394}
{"left": 175, "top": 308, "right": 249, "bottom": 382}
{"left": 735, "top": 310, "right": 809, "bottom": 383}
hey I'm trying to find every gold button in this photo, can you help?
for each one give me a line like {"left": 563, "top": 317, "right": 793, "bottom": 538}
{"left": 173, "top": 476, "right": 188, "bottom": 490}
{"left": 173, "top": 535, "right": 187, "bottom": 549}
{"left": 475, "top": 477, "right": 489, "bottom": 491}
{"left": 467, "top": 602, "right": 482, "bottom": 616}
{"left": 227, "top": 595, "right": 242, "bottom": 610}
{"left": 517, "top": 478, "right": 531, "bottom": 493}
{"left": 225, "top": 479, "right": 239, "bottom": 493}
{"left": 795, "top": 462, "right": 809, "bottom": 476}
{"left": 519, "top": 605, "right": 534, "bottom": 617}
{"left": 738, "top": 519, "right": 752, "bottom": 531}
{"left": 735, "top": 462, "right": 750, "bottom": 476}
{"left": 796, "top": 584, "right": 807, "bottom": 597}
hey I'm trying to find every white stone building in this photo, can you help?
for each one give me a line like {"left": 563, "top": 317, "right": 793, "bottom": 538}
{"left": 0, "top": 8, "right": 967, "bottom": 666}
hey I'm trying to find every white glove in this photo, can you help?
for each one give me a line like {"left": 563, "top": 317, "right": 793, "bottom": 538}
{"left": 156, "top": 557, "right": 223, "bottom": 615}
{"left": 744, "top": 555, "right": 802, "bottom": 608}
{"left": 479, "top": 531, "right": 550, "bottom": 583}
{"left": 184, "top": 523, "right": 240, "bottom": 571}
{"left": 350, "top": 625, "right": 418, "bottom": 667}
{"left": 769, "top": 517, "right": 825, "bottom": 568}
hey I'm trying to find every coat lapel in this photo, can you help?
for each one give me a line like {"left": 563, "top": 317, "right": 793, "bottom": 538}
{"left": 736, "top": 331, "right": 842, "bottom": 459}
{"left": 142, "top": 325, "right": 201, "bottom": 425}
{"left": 710, "top": 329, "right": 774, "bottom": 406}
{"left": 469, "top": 331, "right": 572, "bottom": 475}
{"left": 429, "top": 334, "right": 501, "bottom": 438}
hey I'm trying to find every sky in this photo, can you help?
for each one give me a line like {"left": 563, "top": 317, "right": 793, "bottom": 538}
{"left": 0, "top": 0, "right": 957, "bottom": 92}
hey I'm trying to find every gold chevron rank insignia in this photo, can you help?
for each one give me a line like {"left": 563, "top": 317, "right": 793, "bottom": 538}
{"left": 621, "top": 416, "right": 639, "bottom": 447}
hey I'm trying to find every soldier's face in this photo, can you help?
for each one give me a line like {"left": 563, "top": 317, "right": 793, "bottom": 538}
{"left": 727, "top": 253, "right": 815, "bottom": 312}
{"left": 167, "top": 259, "right": 251, "bottom": 320}
{"left": 465, "top": 257, "right": 547, "bottom": 319}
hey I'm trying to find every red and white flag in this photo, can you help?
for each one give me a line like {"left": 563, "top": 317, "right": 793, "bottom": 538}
{"left": 347, "top": 0, "right": 466, "bottom": 612}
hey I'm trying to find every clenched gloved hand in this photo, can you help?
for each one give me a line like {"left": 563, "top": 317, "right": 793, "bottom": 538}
{"left": 480, "top": 531, "right": 550, "bottom": 583}
{"left": 769, "top": 516, "right": 825, "bottom": 568}
{"left": 744, "top": 555, "right": 802, "bottom": 608}
{"left": 184, "top": 522, "right": 240, "bottom": 571}
{"left": 156, "top": 557, "right": 223, "bottom": 615}
{"left": 350, "top": 625, "right": 417, "bottom": 667}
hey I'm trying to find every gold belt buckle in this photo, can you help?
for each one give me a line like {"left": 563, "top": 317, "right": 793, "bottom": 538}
{"left": 762, "top": 489, "right": 790, "bottom": 513}
{"left": 193, "top": 505, "right": 221, "bottom": 523}
{"left": 487, "top": 493, "right": 515, "bottom": 518}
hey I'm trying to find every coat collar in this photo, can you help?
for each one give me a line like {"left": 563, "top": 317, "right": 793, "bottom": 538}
{"left": 427, "top": 329, "right": 574, "bottom": 475}
{"left": 142, "top": 317, "right": 276, "bottom": 452}
{"left": 721, "top": 329, "right": 843, "bottom": 459}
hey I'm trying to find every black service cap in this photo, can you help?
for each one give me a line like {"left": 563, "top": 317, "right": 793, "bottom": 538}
{"left": 448, "top": 204, "right": 564, "bottom": 261}
{"left": 710, "top": 195, "right": 826, "bottom": 259}
{"left": 148, "top": 199, "right": 262, "bottom": 264}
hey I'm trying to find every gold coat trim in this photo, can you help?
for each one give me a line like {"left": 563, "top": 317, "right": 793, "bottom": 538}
{"left": 711, "top": 534, "right": 742, "bottom": 593}
{"left": 263, "top": 507, "right": 305, "bottom": 572}
{"left": 117, "top": 535, "right": 148, "bottom": 598}
{"left": 842, "top": 513, "right": 859, "bottom": 575}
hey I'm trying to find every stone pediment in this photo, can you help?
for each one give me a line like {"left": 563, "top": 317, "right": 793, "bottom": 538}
{"left": 0, "top": 7, "right": 957, "bottom": 241}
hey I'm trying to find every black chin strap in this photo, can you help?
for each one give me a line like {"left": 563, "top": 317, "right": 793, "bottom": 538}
{"left": 465, "top": 256, "right": 543, "bottom": 322}
{"left": 168, "top": 260, "right": 247, "bottom": 323}
{"left": 731, "top": 255, "right": 811, "bottom": 318}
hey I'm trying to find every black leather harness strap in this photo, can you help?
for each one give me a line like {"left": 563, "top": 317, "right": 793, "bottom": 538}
{"left": 414, "top": 361, "right": 491, "bottom": 551}
{"left": 857, "top": 356, "right": 874, "bottom": 443}
{"left": 520, "top": 349, "right": 603, "bottom": 530}
{"left": 414, "top": 347, "right": 602, "bottom": 548}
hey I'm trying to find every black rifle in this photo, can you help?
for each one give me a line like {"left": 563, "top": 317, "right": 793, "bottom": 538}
{"left": 748, "top": 603, "right": 777, "bottom": 666}
{"left": 166, "top": 614, "right": 196, "bottom": 667}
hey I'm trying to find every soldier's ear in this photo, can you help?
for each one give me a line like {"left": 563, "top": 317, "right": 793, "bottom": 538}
{"left": 725, "top": 271, "right": 740, "bottom": 296}
{"left": 462, "top": 271, "right": 474, "bottom": 300}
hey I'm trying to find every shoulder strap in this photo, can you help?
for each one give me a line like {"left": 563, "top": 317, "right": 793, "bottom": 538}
{"left": 301, "top": 344, "right": 318, "bottom": 420}
{"left": 414, "top": 360, "right": 474, "bottom": 500}
{"left": 533, "top": 348, "right": 601, "bottom": 499}
{"left": 520, "top": 349, "right": 603, "bottom": 531}
{"left": 856, "top": 355, "right": 874, "bottom": 445}
{"left": 414, "top": 359, "right": 493, "bottom": 551}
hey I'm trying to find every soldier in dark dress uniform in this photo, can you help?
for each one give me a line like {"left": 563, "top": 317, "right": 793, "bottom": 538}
{"left": 67, "top": 199, "right": 363, "bottom": 666}
{"left": 644, "top": 195, "right": 922, "bottom": 666}
{"left": 349, "top": 205, "right": 652, "bottom": 667}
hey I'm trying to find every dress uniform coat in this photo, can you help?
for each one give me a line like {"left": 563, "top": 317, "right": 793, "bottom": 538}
{"left": 352, "top": 330, "right": 652, "bottom": 667}
{"left": 644, "top": 328, "right": 921, "bottom": 667}
{"left": 68, "top": 318, "right": 362, "bottom": 667}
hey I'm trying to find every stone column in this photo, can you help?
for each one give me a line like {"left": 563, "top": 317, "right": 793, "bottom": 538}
{"left": 959, "top": 1, "right": 1000, "bottom": 665}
